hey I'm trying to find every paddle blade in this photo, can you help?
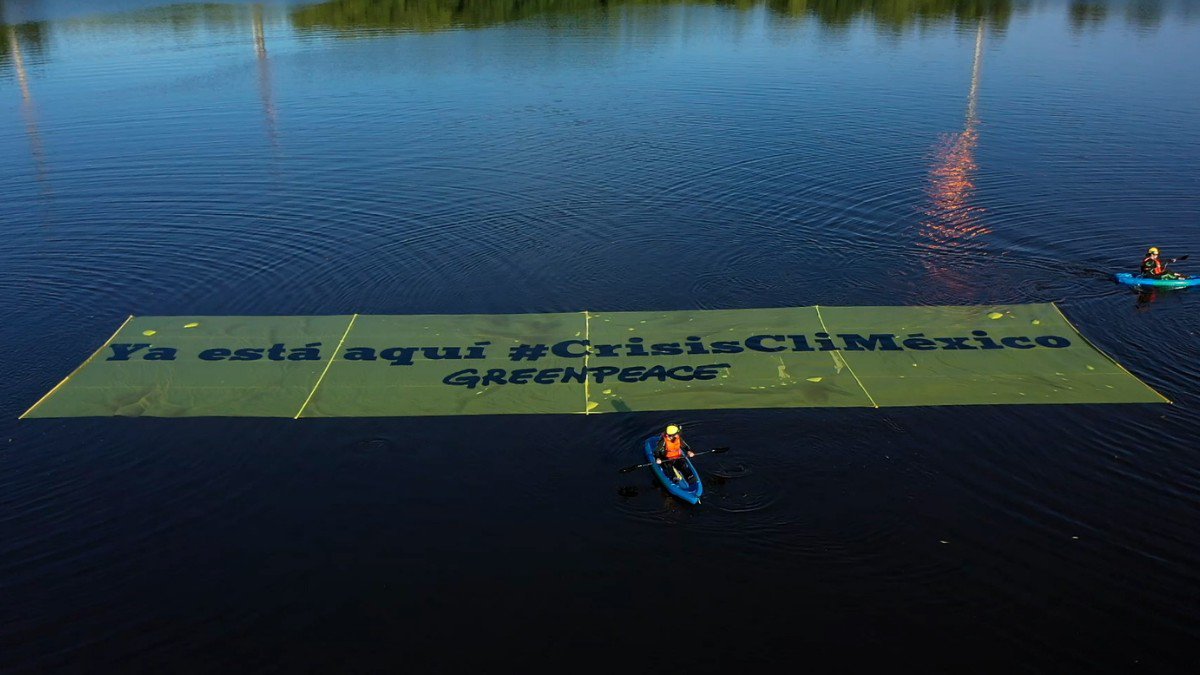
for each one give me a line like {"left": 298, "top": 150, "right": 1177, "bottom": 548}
{"left": 618, "top": 463, "right": 647, "bottom": 474}
{"left": 711, "top": 446, "right": 730, "bottom": 454}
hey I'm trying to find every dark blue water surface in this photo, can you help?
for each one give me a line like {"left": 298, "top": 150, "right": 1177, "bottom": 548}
{"left": 2, "top": 1, "right": 1198, "bottom": 671}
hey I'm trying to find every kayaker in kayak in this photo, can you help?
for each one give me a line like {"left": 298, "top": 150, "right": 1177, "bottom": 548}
{"left": 655, "top": 424, "right": 695, "bottom": 481}
{"left": 1141, "top": 247, "right": 1186, "bottom": 280}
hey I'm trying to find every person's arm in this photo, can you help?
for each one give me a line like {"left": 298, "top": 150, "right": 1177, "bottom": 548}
{"left": 682, "top": 438, "right": 694, "bottom": 456}
{"left": 654, "top": 437, "right": 665, "bottom": 462}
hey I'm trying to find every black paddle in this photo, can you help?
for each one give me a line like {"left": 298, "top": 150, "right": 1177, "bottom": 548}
{"left": 618, "top": 447, "right": 730, "bottom": 473}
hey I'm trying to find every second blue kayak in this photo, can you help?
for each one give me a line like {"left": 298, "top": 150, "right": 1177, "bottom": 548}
{"left": 643, "top": 435, "right": 703, "bottom": 505}
{"left": 1115, "top": 272, "right": 1199, "bottom": 288}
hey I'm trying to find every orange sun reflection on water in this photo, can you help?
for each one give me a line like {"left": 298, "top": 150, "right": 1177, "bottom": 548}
{"left": 919, "top": 20, "right": 989, "bottom": 293}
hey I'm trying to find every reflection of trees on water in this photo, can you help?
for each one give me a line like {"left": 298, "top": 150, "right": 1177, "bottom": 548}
{"left": 2, "top": 2, "right": 256, "bottom": 74}
{"left": 1123, "top": 0, "right": 1165, "bottom": 29}
{"left": 2, "top": 3, "right": 281, "bottom": 177}
{"left": 285, "top": 0, "right": 1197, "bottom": 36}
{"left": 1070, "top": 0, "right": 1173, "bottom": 31}
{"left": 290, "top": 0, "right": 1025, "bottom": 33}
{"left": 291, "top": 0, "right": 597, "bottom": 31}
{"left": 1069, "top": 1, "right": 1109, "bottom": 30}
{"left": 1, "top": 2, "right": 268, "bottom": 40}
{"left": 0, "top": 20, "right": 47, "bottom": 71}
{"left": 767, "top": 0, "right": 1017, "bottom": 31}
{"left": 2, "top": 1, "right": 1191, "bottom": 52}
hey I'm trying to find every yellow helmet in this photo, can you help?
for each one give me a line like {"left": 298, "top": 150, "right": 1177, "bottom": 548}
{"left": 1148, "top": 247, "right": 1160, "bottom": 255}
{"left": 665, "top": 424, "right": 680, "bottom": 436}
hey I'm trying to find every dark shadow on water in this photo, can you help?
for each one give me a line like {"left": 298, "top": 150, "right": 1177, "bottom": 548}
{"left": 1134, "top": 286, "right": 1190, "bottom": 310}
{"left": 607, "top": 397, "right": 632, "bottom": 413}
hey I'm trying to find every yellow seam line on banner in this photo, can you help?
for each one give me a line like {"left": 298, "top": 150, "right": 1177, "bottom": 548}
{"left": 1049, "top": 303, "right": 1171, "bottom": 404}
{"left": 814, "top": 305, "right": 879, "bottom": 409}
{"left": 20, "top": 314, "right": 136, "bottom": 419}
{"left": 294, "top": 313, "right": 359, "bottom": 419}
{"left": 583, "top": 310, "right": 592, "bottom": 414}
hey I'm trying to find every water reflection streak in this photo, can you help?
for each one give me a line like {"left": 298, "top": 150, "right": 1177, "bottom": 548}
{"left": 7, "top": 24, "right": 49, "bottom": 193}
{"left": 253, "top": 5, "right": 278, "bottom": 150}
{"left": 919, "top": 18, "right": 988, "bottom": 292}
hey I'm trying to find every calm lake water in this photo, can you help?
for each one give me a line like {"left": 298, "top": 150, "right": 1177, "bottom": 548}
{"left": 2, "top": 0, "right": 1198, "bottom": 671}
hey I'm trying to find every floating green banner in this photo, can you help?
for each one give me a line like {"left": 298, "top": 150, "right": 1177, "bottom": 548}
{"left": 21, "top": 304, "right": 1167, "bottom": 419}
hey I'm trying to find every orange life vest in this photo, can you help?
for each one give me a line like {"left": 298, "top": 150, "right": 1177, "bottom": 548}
{"left": 663, "top": 433, "right": 683, "bottom": 460}
{"left": 1143, "top": 256, "right": 1164, "bottom": 276}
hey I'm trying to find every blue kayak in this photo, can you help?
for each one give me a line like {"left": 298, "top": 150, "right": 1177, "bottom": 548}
{"left": 643, "top": 435, "right": 703, "bottom": 505}
{"left": 1115, "top": 272, "right": 1199, "bottom": 288}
